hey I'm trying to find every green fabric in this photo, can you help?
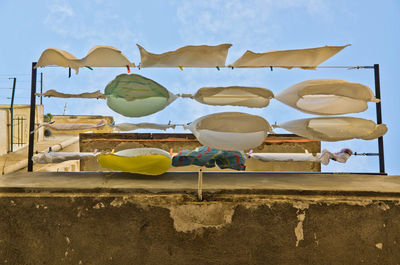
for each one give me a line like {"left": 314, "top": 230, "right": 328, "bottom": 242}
{"left": 104, "top": 74, "right": 176, "bottom": 117}
{"left": 105, "top": 74, "right": 170, "bottom": 101}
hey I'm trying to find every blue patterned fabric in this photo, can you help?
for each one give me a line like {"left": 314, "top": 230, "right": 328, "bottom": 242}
{"left": 172, "top": 146, "right": 246, "bottom": 171}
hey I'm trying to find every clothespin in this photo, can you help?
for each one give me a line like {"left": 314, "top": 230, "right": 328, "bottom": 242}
{"left": 169, "top": 148, "right": 173, "bottom": 157}
{"left": 111, "top": 149, "right": 115, "bottom": 154}
{"left": 93, "top": 149, "right": 98, "bottom": 155}
{"left": 48, "top": 147, "right": 52, "bottom": 153}
{"left": 231, "top": 66, "right": 234, "bottom": 70}
{"left": 270, "top": 66, "right": 273, "bottom": 71}
{"left": 178, "top": 66, "right": 183, "bottom": 71}
{"left": 68, "top": 67, "right": 71, "bottom": 78}
{"left": 168, "top": 120, "right": 171, "bottom": 125}
{"left": 216, "top": 66, "right": 220, "bottom": 71}
{"left": 85, "top": 66, "right": 93, "bottom": 70}
{"left": 126, "top": 65, "right": 130, "bottom": 73}
{"left": 246, "top": 150, "right": 253, "bottom": 158}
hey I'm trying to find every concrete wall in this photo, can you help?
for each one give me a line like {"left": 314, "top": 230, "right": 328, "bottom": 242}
{"left": 0, "top": 192, "right": 399, "bottom": 264}
{"left": 79, "top": 133, "right": 321, "bottom": 172}
{"left": 0, "top": 110, "right": 8, "bottom": 155}
{"left": 0, "top": 105, "right": 43, "bottom": 153}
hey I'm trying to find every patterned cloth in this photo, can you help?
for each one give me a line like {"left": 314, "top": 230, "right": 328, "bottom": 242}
{"left": 172, "top": 146, "right": 246, "bottom": 170}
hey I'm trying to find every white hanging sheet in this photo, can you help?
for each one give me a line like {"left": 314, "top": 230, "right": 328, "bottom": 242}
{"left": 33, "top": 152, "right": 97, "bottom": 164}
{"left": 185, "top": 112, "right": 273, "bottom": 151}
{"left": 39, "top": 120, "right": 105, "bottom": 131}
{"left": 36, "top": 45, "right": 134, "bottom": 74}
{"left": 191, "top": 86, "right": 274, "bottom": 108}
{"left": 276, "top": 117, "right": 387, "bottom": 141}
{"left": 230, "top": 44, "right": 350, "bottom": 69}
{"left": 250, "top": 149, "right": 352, "bottom": 165}
{"left": 137, "top": 44, "right": 232, "bottom": 67}
{"left": 275, "top": 79, "right": 379, "bottom": 115}
{"left": 112, "top": 122, "right": 176, "bottom": 131}
{"left": 36, "top": 89, "right": 106, "bottom": 99}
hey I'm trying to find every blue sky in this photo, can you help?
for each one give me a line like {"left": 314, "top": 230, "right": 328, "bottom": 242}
{"left": 0, "top": 0, "right": 399, "bottom": 174}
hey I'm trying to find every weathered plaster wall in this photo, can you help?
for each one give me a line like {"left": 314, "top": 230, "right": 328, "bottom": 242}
{"left": 1, "top": 193, "right": 399, "bottom": 264}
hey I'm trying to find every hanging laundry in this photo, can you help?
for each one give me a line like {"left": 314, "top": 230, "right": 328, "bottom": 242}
{"left": 137, "top": 43, "right": 232, "bottom": 68}
{"left": 37, "top": 120, "right": 105, "bottom": 131}
{"left": 97, "top": 148, "right": 171, "bottom": 175}
{"left": 172, "top": 146, "right": 246, "bottom": 170}
{"left": 181, "top": 86, "right": 274, "bottom": 108}
{"left": 230, "top": 44, "right": 350, "bottom": 69}
{"left": 275, "top": 79, "right": 379, "bottom": 115}
{"left": 36, "top": 45, "right": 135, "bottom": 74}
{"left": 275, "top": 117, "right": 387, "bottom": 141}
{"left": 184, "top": 112, "right": 273, "bottom": 151}
{"left": 36, "top": 89, "right": 106, "bottom": 99}
{"left": 111, "top": 122, "right": 176, "bottom": 131}
{"left": 249, "top": 149, "right": 353, "bottom": 166}
{"left": 33, "top": 152, "right": 98, "bottom": 164}
{"left": 104, "top": 74, "right": 177, "bottom": 117}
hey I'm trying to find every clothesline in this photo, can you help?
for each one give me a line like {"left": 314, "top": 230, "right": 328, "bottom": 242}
{"left": 38, "top": 64, "right": 375, "bottom": 70}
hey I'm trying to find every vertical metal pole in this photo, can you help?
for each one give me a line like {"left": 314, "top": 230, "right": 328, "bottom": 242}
{"left": 28, "top": 62, "right": 37, "bottom": 172}
{"left": 40, "top": 72, "right": 43, "bottom": 105}
{"left": 374, "top": 64, "right": 385, "bottom": 174}
{"left": 9, "top": 78, "right": 16, "bottom": 152}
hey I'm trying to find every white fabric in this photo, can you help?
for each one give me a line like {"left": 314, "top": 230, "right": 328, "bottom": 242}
{"left": 250, "top": 149, "right": 352, "bottom": 166}
{"left": 230, "top": 45, "right": 350, "bottom": 69}
{"left": 192, "top": 86, "right": 274, "bottom": 108}
{"left": 33, "top": 152, "right": 97, "bottom": 164}
{"left": 275, "top": 79, "right": 379, "bottom": 115}
{"left": 39, "top": 121, "right": 105, "bottom": 131}
{"left": 137, "top": 44, "right": 232, "bottom": 67}
{"left": 36, "top": 89, "right": 106, "bottom": 99}
{"left": 112, "top": 123, "right": 176, "bottom": 131}
{"left": 113, "top": 148, "right": 171, "bottom": 159}
{"left": 36, "top": 46, "right": 134, "bottom": 74}
{"left": 276, "top": 117, "right": 387, "bottom": 141}
{"left": 186, "top": 112, "right": 273, "bottom": 150}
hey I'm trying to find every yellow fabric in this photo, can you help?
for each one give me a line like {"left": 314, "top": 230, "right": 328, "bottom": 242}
{"left": 36, "top": 45, "right": 134, "bottom": 74}
{"left": 137, "top": 44, "right": 232, "bottom": 67}
{"left": 230, "top": 45, "right": 350, "bottom": 69}
{"left": 275, "top": 79, "right": 379, "bottom": 115}
{"left": 97, "top": 153, "right": 171, "bottom": 175}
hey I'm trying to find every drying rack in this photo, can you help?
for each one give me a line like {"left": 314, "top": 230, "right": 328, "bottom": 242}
{"left": 26, "top": 62, "right": 385, "bottom": 174}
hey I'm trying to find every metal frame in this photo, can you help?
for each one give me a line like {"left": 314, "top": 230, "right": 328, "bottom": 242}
{"left": 27, "top": 62, "right": 386, "bottom": 174}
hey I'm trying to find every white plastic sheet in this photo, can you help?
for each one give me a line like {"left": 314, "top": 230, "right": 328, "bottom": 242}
{"left": 250, "top": 149, "right": 352, "bottom": 165}
{"left": 230, "top": 45, "right": 350, "bottom": 69}
{"left": 191, "top": 86, "right": 274, "bottom": 108}
{"left": 275, "top": 79, "right": 379, "bottom": 115}
{"left": 137, "top": 44, "right": 232, "bottom": 67}
{"left": 276, "top": 117, "right": 387, "bottom": 141}
{"left": 36, "top": 46, "right": 134, "bottom": 74}
{"left": 33, "top": 152, "right": 97, "bottom": 164}
{"left": 185, "top": 112, "right": 273, "bottom": 150}
{"left": 112, "top": 123, "right": 176, "bottom": 131}
{"left": 38, "top": 121, "right": 105, "bottom": 131}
